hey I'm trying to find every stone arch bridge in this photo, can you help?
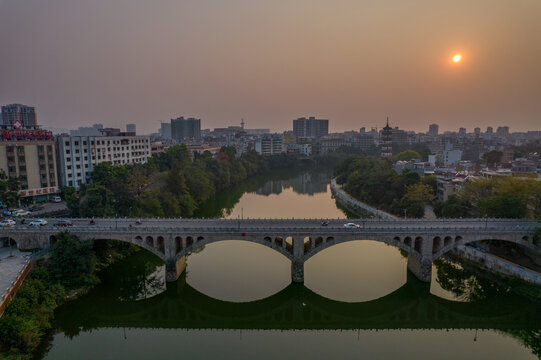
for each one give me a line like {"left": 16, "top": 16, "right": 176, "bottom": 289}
{"left": 4, "top": 218, "right": 539, "bottom": 283}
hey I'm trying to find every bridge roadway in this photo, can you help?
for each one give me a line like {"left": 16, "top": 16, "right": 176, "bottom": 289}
{"left": 4, "top": 217, "right": 540, "bottom": 283}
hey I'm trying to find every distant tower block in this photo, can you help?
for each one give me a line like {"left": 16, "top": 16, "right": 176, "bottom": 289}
{"left": 381, "top": 117, "right": 393, "bottom": 157}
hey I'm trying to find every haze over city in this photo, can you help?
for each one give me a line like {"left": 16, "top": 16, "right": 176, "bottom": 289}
{"left": 1, "top": 0, "right": 540, "bottom": 134}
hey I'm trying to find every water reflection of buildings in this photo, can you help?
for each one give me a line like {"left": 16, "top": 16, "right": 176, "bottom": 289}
{"left": 255, "top": 172, "right": 331, "bottom": 196}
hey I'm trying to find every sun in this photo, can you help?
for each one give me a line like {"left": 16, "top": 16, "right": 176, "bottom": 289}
{"left": 452, "top": 54, "right": 462, "bottom": 63}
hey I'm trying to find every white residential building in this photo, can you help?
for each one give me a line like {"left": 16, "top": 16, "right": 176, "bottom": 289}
{"left": 56, "top": 135, "right": 151, "bottom": 187}
{"left": 255, "top": 134, "right": 284, "bottom": 156}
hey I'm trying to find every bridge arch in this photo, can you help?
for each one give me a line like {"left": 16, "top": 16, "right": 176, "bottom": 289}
{"left": 431, "top": 235, "right": 538, "bottom": 261}
{"left": 303, "top": 235, "right": 421, "bottom": 263}
{"left": 174, "top": 236, "right": 295, "bottom": 263}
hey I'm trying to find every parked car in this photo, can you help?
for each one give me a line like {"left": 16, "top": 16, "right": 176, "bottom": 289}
{"left": 0, "top": 219, "right": 16, "bottom": 227}
{"left": 12, "top": 209, "right": 30, "bottom": 217}
{"left": 343, "top": 222, "right": 360, "bottom": 228}
{"left": 29, "top": 219, "right": 48, "bottom": 226}
{"left": 321, "top": 221, "right": 329, "bottom": 226}
{"left": 29, "top": 205, "right": 45, "bottom": 212}
{"left": 53, "top": 219, "right": 72, "bottom": 227}
{"left": 51, "top": 196, "right": 62, "bottom": 203}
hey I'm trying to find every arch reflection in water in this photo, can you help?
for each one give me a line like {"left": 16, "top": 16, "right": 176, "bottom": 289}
{"left": 53, "top": 270, "right": 541, "bottom": 333}
{"left": 185, "top": 240, "right": 291, "bottom": 302}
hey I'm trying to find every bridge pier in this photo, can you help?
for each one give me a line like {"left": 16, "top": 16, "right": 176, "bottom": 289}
{"left": 407, "top": 255, "right": 432, "bottom": 283}
{"left": 166, "top": 256, "right": 186, "bottom": 282}
{"left": 291, "top": 260, "right": 304, "bottom": 283}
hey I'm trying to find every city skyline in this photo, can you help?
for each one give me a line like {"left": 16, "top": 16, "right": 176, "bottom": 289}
{"left": 1, "top": 1, "right": 540, "bottom": 134}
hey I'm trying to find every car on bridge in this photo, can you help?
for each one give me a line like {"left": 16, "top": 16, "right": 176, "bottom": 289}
{"left": 0, "top": 219, "right": 16, "bottom": 227}
{"left": 343, "top": 222, "right": 360, "bottom": 228}
{"left": 29, "top": 219, "right": 48, "bottom": 227}
{"left": 53, "top": 220, "right": 72, "bottom": 227}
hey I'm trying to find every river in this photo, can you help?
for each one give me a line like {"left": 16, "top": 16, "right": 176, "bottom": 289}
{"left": 39, "top": 169, "right": 541, "bottom": 359}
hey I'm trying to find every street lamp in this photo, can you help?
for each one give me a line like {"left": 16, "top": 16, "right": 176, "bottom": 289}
{"left": 402, "top": 208, "right": 407, "bottom": 219}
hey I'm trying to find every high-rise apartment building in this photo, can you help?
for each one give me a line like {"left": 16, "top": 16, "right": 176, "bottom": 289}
{"left": 171, "top": 117, "right": 201, "bottom": 141}
{"left": 496, "top": 126, "right": 510, "bottom": 136}
{"left": 255, "top": 134, "right": 284, "bottom": 156}
{"left": 126, "top": 124, "right": 136, "bottom": 134}
{"left": 1, "top": 104, "right": 37, "bottom": 129}
{"left": 160, "top": 122, "right": 172, "bottom": 139}
{"left": 293, "top": 117, "right": 329, "bottom": 138}
{"left": 428, "top": 123, "right": 439, "bottom": 136}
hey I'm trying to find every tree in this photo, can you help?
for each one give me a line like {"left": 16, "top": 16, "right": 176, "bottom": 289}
{"left": 49, "top": 232, "right": 97, "bottom": 289}
{"left": 437, "top": 195, "right": 472, "bottom": 218}
{"left": 394, "top": 150, "right": 422, "bottom": 162}
{"left": 0, "top": 170, "right": 20, "bottom": 209}
{"left": 400, "top": 183, "right": 436, "bottom": 218}
{"left": 482, "top": 150, "right": 503, "bottom": 167}
{"left": 478, "top": 193, "right": 526, "bottom": 218}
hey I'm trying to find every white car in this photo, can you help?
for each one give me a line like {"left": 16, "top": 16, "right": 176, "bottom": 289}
{"left": 51, "top": 196, "right": 62, "bottom": 203}
{"left": 29, "top": 219, "right": 48, "bottom": 226}
{"left": 12, "top": 209, "right": 30, "bottom": 217}
{"left": 0, "top": 219, "right": 16, "bottom": 227}
{"left": 343, "top": 222, "right": 361, "bottom": 228}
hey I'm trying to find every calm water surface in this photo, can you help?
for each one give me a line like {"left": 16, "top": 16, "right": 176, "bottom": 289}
{"left": 41, "top": 170, "right": 541, "bottom": 359}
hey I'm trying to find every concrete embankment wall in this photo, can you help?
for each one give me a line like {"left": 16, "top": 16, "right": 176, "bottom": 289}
{"left": 330, "top": 178, "right": 397, "bottom": 219}
{"left": 0, "top": 259, "right": 31, "bottom": 318}
{"left": 455, "top": 245, "right": 541, "bottom": 285}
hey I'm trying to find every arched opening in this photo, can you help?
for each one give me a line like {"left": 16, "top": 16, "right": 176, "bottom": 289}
{"left": 444, "top": 236, "right": 452, "bottom": 248}
{"left": 455, "top": 236, "right": 463, "bottom": 244}
{"left": 432, "top": 236, "right": 442, "bottom": 254}
{"left": 186, "top": 236, "right": 194, "bottom": 247}
{"left": 522, "top": 236, "right": 529, "bottom": 242}
{"left": 275, "top": 237, "right": 283, "bottom": 247}
{"left": 393, "top": 236, "right": 400, "bottom": 243}
{"left": 304, "top": 237, "right": 313, "bottom": 254}
{"left": 197, "top": 236, "right": 205, "bottom": 242}
{"left": 175, "top": 236, "right": 183, "bottom": 254}
{"left": 49, "top": 235, "right": 57, "bottom": 248}
{"left": 156, "top": 236, "right": 165, "bottom": 254}
{"left": 326, "top": 236, "right": 335, "bottom": 244}
{"left": 134, "top": 235, "right": 143, "bottom": 243}
{"left": 285, "top": 236, "right": 293, "bottom": 248}
{"left": 145, "top": 236, "right": 154, "bottom": 248}
{"left": 414, "top": 237, "right": 423, "bottom": 254}
{"left": 314, "top": 236, "right": 323, "bottom": 247}
{"left": 404, "top": 236, "right": 412, "bottom": 248}
{"left": 264, "top": 236, "right": 272, "bottom": 242}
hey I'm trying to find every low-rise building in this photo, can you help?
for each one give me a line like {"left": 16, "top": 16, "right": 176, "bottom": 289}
{"left": 56, "top": 134, "right": 151, "bottom": 188}
{"left": 286, "top": 143, "right": 311, "bottom": 156}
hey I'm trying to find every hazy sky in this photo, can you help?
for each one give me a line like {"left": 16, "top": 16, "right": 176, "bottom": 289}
{"left": 1, "top": 0, "right": 540, "bottom": 134}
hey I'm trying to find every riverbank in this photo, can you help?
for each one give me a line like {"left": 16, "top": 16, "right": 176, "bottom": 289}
{"left": 0, "top": 235, "right": 138, "bottom": 359}
{"left": 331, "top": 176, "right": 541, "bottom": 293}
{"left": 330, "top": 178, "right": 396, "bottom": 219}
